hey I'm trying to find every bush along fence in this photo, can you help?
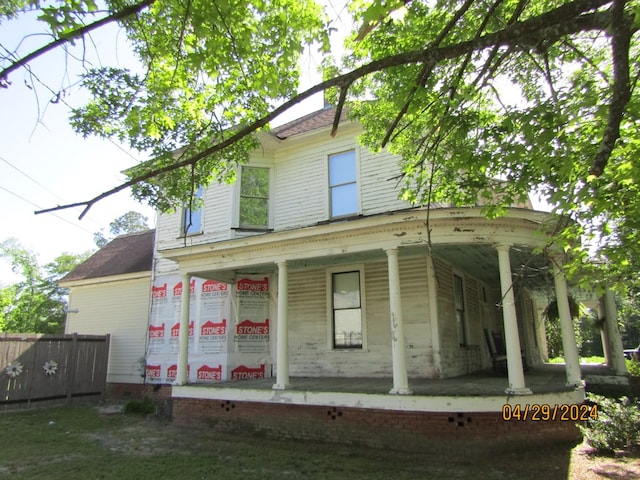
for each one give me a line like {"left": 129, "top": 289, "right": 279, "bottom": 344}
{"left": 1, "top": 333, "right": 110, "bottom": 409}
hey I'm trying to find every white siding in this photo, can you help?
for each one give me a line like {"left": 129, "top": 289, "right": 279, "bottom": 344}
{"left": 287, "top": 255, "right": 434, "bottom": 378}
{"left": 154, "top": 122, "right": 413, "bottom": 248}
{"left": 65, "top": 276, "right": 151, "bottom": 384}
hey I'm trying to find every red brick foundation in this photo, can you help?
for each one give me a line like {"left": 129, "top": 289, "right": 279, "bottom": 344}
{"left": 172, "top": 397, "right": 582, "bottom": 454}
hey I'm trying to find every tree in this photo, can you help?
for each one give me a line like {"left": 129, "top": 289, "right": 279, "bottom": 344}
{"left": 93, "top": 210, "right": 150, "bottom": 247}
{"left": 1, "top": 1, "right": 639, "bottom": 290}
{"left": 0, "top": 239, "right": 90, "bottom": 333}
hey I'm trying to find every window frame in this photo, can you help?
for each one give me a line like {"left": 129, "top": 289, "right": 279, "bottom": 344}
{"left": 328, "top": 149, "right": 360, "bottom": 219}
{"left": 234, "top": 165, "right": 273, "bottom": 231}
{"left": 326, "top": 265, "right": 367, "bottom": 350}
{"left": 181, "top": 186, "right": 204, "bottom": 236}
{"left": 453, "top": 273, "right": 469, "bottom": 347}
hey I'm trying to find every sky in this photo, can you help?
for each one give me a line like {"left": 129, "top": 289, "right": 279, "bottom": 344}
{"left": 0, "top": 2, "right": 347, "bottom": 285}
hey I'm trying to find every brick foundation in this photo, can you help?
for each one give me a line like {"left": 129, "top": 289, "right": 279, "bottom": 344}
{"left": 172, "top": 397, "right": 582, "bottom": 454}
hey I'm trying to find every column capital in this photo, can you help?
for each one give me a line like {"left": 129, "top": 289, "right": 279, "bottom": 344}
{"left": 495, "top": 243, "right": 511, "bottom": 254}
{"left": 384, "top": 246, "right": 399, "bottom": 255}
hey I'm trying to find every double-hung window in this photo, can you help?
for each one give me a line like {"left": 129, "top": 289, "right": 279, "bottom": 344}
{"left": 329, "top": 150, "right": 358, "bottom": 218}
{"left": 239, "top": 166, "right": 270, "bottom": 229}
{"left": 182, "top": 186, "right": 203, "bottom": 236}
{"left": 332, "top": 270, "right": 363, "bottom": 349}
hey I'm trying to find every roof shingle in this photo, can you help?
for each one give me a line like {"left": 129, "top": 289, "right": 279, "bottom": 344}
{"left": 60, "top": 229, "right": 155, "bottom": 283}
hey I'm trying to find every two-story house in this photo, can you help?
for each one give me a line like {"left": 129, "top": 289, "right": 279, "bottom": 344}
{"left": 64, "top": 106, "right": 628, "bottom": 450}
{"left": 145, "top": 106, "right": 620, "bottom": 449}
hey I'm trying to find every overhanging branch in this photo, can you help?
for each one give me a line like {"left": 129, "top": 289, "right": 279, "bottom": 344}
{"left": 0, "top": 0, "right": 155, "bottom": 85}
{"left": 35, "top": 0, "right": 614, "bottom": 219}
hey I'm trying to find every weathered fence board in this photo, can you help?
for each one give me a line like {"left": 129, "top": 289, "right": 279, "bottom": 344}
{"left": 0, "top": 333, "right": 110, "bottom": 408}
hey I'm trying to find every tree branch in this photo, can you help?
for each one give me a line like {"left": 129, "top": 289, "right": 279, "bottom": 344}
{"left": 35, "top": 0, "right": 614, "bottom": 218}
{"left": 589, "top": 0, "right": 632, "bottom": 177}
{"left": 0, "top": 0, "right": 155, "bottom": 85}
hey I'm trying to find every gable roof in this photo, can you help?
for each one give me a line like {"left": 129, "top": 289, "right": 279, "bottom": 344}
{"left": 271, "top": 106, "right": 349, "bottom": 139}
{"left": 60, "top": 229, "right": 155, "bottom": 283}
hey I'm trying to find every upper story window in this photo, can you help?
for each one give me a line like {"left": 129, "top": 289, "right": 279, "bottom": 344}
{"left": 182, "top": 186, "right": 203, "bottom": 236}
{"left": 329, "top": 150, "right": 358, "bottom": 218}
{"left": 239, "top": 166, "right": 270, "bottom": 229}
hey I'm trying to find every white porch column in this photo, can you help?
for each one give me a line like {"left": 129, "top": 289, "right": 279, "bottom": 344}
{"left": 426, "top": 253, "right": 442, "bottom": 377}
{"left": 176, "top": 274, "right": 191, "bottom": 385}
{"left": 496, "top": 245, "right": 531, "bottom": 395}
{"left": 552, "top": 263, "right": 582, "bottom": 387}
{"left": 273, "top": 261, "right": 290, "bottom": 390}
{"left": 386, "top": 248, "right": 412, "bottom": 395}
{"left": 603, "top": 290, "right": 628, "bottom": 375}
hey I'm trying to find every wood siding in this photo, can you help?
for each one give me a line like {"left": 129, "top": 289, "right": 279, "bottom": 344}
{"left": 65, "top": 276, "right": 151, "bottom": 384}
{"left": 156, "top": 124, "right": 412, "bottom": 251}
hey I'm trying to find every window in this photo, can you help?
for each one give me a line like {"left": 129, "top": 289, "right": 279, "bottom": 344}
{"left": 239, "top": 166, "right": 270, "bottom": 229}
{"left": 329, "top": 150, "right": 358, "bottom": 217}
{"left": 182, "top": 186, "right": 203, "bottom": 235}
{"left": 453, "top": 274, "right": 467, "bottom": 346}
{"left": 332, "top": 271, "right": 363, "bottom": 348}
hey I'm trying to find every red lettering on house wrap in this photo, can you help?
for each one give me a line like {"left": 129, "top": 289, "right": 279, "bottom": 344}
{"left": 167, "top": 364, "right": 190, "bottom": 380}
{"left": 151, "top": 283, "right": 167, "bottom": 298}
{"left": 236, "top": 318, "right": 270, "bottom": 335}
{"left": 201, "top": 319, "right": 227, "bottom": 336}
{"left": 202, "top": 280, "right": 228, "bottom": 292}
{"left": 237, "top": 277, "right": 269, "bottom": 292}
{"left": 146, "top": 364, "right": 161, "bottom": 378}
{"left": 173, "top": 279, "right": 196, "bottom": 297}
{"left": 171, "top": 321, "right": 194, "bottom": 337}
{"left": 148, "top": 323, "right": 165, "bottom": 338}
{"left": 231, "top": 364, "right": 265, "bottom": 380}
{"left": 197, "top": 364, "right": 222, "bottom": 381}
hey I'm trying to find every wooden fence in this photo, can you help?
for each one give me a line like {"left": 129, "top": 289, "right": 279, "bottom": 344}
{"left": 1, "top": 333, "right": 110, "bottom": 408}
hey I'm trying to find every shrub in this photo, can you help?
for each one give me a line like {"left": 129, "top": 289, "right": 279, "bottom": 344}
{"left": 579, "top": 394, "right": 640, "bottom": 453}
{"left": 123, "top": 396, "right": 156, "bottom": 415}
{"left": 626, "top": 359, "right": 640, "bottom": 377}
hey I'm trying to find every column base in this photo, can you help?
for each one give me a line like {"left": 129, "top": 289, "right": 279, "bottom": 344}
{"left": 505, "top": 387, "right": 533, "bottom": 395}
{"left": 272, "top": 383, "right": 290, "bottom": 391}
{"left": 566, "top": 379, "right": 586, "bottom": 388}
{"left": 389, "top": 387, "right": 413, "bottom": 395}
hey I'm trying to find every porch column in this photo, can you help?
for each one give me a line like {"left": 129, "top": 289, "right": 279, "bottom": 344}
{"left": 426, "top": 253, "right": 442, "bottom": 377}
{"left": 386, "top": 248, "right": 412, "bottom": 395}
{"left": 603, "top": 290, "right": 628, "bottom": 375}
{"left": 273, "top": 261, "right": 290, "bottom": 390}
{"left": 176, "top": 274, "right": 191, "bottom": 385}
{"left": 496, "top": 245, "right": 531, "bottom": 395}
{"left": 552, "top": 263, "right": 582, "bottom": 387}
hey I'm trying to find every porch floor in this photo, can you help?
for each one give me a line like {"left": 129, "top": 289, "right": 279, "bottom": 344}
{"left": 186, "top": 363, "right": 614, "bottom": 397}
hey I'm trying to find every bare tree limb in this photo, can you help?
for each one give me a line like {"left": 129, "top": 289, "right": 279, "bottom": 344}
{"left": 0, "top": 0, "right": 155, "bottom": 85}
{"left": 35, "top": 0, "right": 614, "bottom": 219}
{"left": 589, "top": 0, "right": 632, "bottom": 177}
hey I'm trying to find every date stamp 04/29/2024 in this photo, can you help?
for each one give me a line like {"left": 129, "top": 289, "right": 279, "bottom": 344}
{"left": 502, "top": 403, "right": 599, "bottom": 422}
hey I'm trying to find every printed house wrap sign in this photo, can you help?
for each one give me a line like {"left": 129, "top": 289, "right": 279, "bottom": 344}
{"left": 146, "top": 275, "right": 272, "bottom": 383}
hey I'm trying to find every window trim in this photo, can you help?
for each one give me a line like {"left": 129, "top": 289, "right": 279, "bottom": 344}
{"left": 327, "top": 149, "right": 360, "bottom": 219}
{"left": 453, "top": 272, "right": 469, "bottom": 347}
{"left": 233, "top": 164, "right": 273, "bottom": 231}
{"left": 326, "top": 265, "right": 367, "bottom": 350}
{"left": 181, "top": 186, "right": 204, "bottom": 236}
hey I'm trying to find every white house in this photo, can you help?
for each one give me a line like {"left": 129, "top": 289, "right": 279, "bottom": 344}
{"left": 63, "top": 107, "right": 628, "bottom": 449}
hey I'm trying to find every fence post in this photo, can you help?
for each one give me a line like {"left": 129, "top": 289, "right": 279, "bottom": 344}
{"left": 101, "top": 334, "right": 111, "bottom": 401}
{"left": 66, "top": 333, "right": 78, "bottom": 405}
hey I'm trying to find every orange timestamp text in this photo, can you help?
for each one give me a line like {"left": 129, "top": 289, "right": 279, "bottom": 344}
{"left": 502, "top": 403, "right": 598, "bottom": 421}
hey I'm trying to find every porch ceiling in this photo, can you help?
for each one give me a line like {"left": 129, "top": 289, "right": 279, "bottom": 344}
{"left": 432, "top": 244, "right": 553, "bottom": 293}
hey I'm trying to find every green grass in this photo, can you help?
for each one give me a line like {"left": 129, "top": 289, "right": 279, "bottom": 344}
{"left": 0, "top": 405, "right": 587, "bottom": 480}
{"left": 548, "top": 356, "right": 606, "bottom": 364}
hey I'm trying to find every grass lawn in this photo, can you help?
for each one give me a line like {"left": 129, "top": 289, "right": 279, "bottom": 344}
{"left": 1, "top": 405, "right": 639, "bottom": 479}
